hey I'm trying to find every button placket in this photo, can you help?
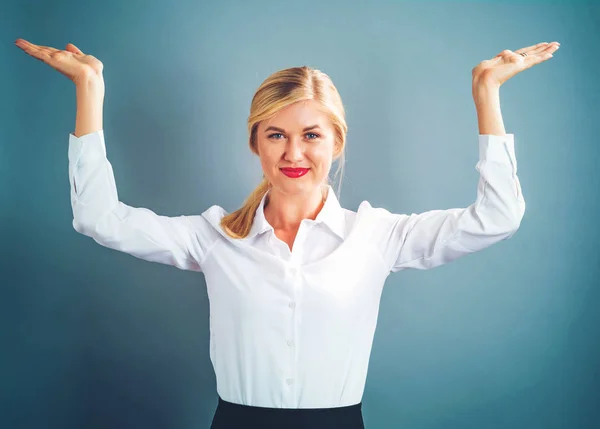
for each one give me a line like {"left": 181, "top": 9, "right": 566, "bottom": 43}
{"left": 287, "top": 263, "right": 300, "bottom": 309}
{"left": 285, "top": 263, "right": 300, "bottom": 399}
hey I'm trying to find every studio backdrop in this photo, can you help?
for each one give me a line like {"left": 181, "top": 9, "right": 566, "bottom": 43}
{"left": 2, "top": 1, "right": 599, "bottom": 428}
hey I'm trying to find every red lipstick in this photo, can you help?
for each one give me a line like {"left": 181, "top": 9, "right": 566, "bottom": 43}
{"left": 280, "top": 168, "right": 309, "bottom": 178}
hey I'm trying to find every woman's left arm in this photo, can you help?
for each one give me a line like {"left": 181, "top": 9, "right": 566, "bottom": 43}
{"left": 474, "top": 85, "right": 505, "bottom": 136}
{"left": 370, "top": 41, "right": 560, "bottom": 273}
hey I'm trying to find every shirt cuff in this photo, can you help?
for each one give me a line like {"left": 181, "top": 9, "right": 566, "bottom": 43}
{"left": 478, "top": 133, "right": 517, "bottom": 173}
{"left": 68, "top": 130, "right": 106, "bottom": 166}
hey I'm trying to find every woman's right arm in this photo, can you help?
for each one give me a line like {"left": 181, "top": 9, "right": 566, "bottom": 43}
{"left": 16, "top": 39, "right": 211, "bottom": 272}
{"left": 74, "top": 74, "right": 104, "bottom": 137}
{"left": 69, "top": 75, "right": 207, "bottom": 272}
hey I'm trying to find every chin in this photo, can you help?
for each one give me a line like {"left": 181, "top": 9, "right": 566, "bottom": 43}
{"left": 272, "top": 179, "right": 308, "bottom": 191}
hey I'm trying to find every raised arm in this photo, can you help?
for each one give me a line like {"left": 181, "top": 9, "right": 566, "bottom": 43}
{"left": 69, "top": 129, "right": 207, "bottom": 272}
{"left": 16, "top": 39, "right": 210, "bottom": 272}
{"left": 371, "top": 132, "right": 525, "bottom": 273}
{"left": 68, "top": 67, "right": 208, "bottom": 271}
{"left": 371, "top": 41, "right": 560, "bottom": 273}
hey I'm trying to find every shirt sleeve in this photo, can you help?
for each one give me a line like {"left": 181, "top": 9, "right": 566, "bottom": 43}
{"left": 68, "top": 130, "right": 209, "bottom": 272}
{"left": 372, "top": 133, "right": 526, "bottom": 273}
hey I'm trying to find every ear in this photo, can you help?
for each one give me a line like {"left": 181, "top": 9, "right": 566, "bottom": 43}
{"left": 333, "top": 142, "right": 341, "bottom": 156}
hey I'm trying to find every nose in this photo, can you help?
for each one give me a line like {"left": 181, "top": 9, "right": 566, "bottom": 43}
{"left": 284, "top": 137, "right": 304, "bottom": 162}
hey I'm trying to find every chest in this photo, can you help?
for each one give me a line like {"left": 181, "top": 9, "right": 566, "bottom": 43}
{"left": 274, "top": 228, "right": 299, "bottom": 252}
{"left": 204, "top": 230, "right": 390, "bottom": 319}
{"left": 202, "top": 213, "right": 391, "bottom": 314}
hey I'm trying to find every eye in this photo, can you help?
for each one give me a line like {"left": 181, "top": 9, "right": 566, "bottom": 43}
{"left": 267, "top": 132, "right": 321, "bottom": 140}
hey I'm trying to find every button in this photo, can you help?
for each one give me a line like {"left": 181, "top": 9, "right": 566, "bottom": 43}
{"left": 287, "top": 340, "right": 294, "bottom": 347}
{"left": 286, "top": 378, "right": 294, "bottom": 385}
{"left": 288, "top": 301, "right": 296, "bottom": 309}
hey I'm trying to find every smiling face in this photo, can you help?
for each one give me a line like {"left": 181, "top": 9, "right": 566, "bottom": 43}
{"left": 256, "top": 100, "right": 338, "bottom": 197}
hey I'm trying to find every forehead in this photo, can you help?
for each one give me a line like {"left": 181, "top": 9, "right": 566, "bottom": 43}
{"left": 261, "top": 100, "right": 330, "bottom": 130}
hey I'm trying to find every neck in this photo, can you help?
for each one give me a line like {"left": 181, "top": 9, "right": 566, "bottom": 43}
{"left": 264, "top": 185, "right": 327, "bottom": 231}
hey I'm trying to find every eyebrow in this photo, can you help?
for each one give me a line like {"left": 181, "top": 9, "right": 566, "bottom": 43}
{"left": 264, "top": 125, "right": 321, "bottom": 133}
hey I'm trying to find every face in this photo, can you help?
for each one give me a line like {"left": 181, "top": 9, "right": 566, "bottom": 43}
{"left": 256, "top": 100, "right": 338, "bottom": 197}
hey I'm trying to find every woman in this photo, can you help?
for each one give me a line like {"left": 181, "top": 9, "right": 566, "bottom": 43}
{"left": 15, "top": 38, "right": 559, "bottom": 428}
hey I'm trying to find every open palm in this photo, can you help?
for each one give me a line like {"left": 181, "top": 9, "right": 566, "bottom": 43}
{"left": 473, "top": 41, "right": 560, "bottom": 88}
{"left": 15, "top": 38, "right": 103, "bottom": 84}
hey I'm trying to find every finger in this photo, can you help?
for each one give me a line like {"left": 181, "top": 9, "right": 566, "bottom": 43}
{"left": 17, "top": 46, "right": 51, "bottom": 63}
{"left": 16, "top": 39, "right": 60, "bottom": 59}
{"left": 66, "top": 43, "right": 84, "bottom": 54}
{"left": 16, "top": 39, "right": 59, "bottom": 52}
{"left": 520, "top": 47, "right": 560, "bottom": 69}
{"left": 494, "top": 42, "right": 551, "bottom": 59}
{"left": 516, "top": 41, "right": 560, "bottom": 57}
{"left": 15, "top": 40, "right": 50, "bottom": 62}
{"left": 515, "top": 42, "right": 549, "bottom": 55}
{"left": 524, "top": 43, "right": 560, "bottom": 66}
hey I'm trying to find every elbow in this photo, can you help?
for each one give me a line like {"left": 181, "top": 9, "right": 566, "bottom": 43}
{"left": 503, "top": 214, "right": 523, "bottom": 239}
{"left": 509, "top": 199, "right": 526, "bottom": 232}
{"left": 72, "top": 210, "right": 103, "bottom": 237}
{"left": 73, "top": 218, "right": 92, "bottom": 236}
{"left": 503, "top": 195, "right": 526, "bottom": 234}
{"left": 508, "top": 219, "right": 522, "bottom": 235}
{"left": 71, "top": 200, "right": 118, "bottom": 237}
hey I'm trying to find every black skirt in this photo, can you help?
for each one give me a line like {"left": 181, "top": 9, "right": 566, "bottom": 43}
{"left": 210, "top": 395, "right": 365, "bottom": 429}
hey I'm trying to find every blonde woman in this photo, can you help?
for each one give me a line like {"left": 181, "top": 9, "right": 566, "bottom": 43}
{"left": 15, "top": 38, "right": 558, "bottom": 429}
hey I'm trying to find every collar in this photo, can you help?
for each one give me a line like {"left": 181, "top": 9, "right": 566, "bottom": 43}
{"left": 247, "top": 184, "right": 346, "bottom": 240}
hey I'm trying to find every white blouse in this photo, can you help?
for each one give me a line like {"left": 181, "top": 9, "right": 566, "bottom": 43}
{"left": 68, "top": 130, "right": 525, "bottom": 409}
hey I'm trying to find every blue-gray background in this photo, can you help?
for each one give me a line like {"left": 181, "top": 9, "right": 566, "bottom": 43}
{"left": 2, "top": 0, "right": 599, "bottom": 428}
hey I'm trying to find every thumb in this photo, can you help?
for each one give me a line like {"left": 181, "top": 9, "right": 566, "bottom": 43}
{"left": 65, "top": 43, "right": 84, "bottom": 54}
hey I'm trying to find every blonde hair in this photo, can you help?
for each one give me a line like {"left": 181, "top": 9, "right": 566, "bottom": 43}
{"left": 220, "top": 65, "right": 348, "bottom": 239}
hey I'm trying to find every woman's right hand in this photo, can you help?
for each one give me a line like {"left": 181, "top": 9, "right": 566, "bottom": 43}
{"left": 15, "top": 39, "right": 104, "bottom": 85}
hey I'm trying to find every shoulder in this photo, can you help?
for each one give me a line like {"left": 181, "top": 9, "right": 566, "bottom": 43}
{"left": 200, "top": 204, "right": 228, "bottom": 225}
{"left": 176, "top": 205, "right": 229, "bottom": 251}
{"left": 197, "top": 204, "right": 253, "bottom": 246}
{"left": 355, "top": 200, "right": 408, "bottom": 224}
{"left": 339, "top": 200, "right": 410, "bottom": 240}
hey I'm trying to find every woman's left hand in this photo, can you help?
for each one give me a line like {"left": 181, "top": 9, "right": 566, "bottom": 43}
{"left": 472, "top": 41, "right": 560, "bottom": 89}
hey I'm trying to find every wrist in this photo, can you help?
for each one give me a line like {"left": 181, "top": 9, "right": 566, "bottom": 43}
{"left": 75, "top": 72, "right": 104, "bottom": 93}
{"left": 472, "top": 81, "right": 499, "bottom": 104}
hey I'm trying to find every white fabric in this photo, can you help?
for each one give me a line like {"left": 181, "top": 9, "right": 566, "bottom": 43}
{"left": 68, "top": 130, "right": 525, "bottom": 408}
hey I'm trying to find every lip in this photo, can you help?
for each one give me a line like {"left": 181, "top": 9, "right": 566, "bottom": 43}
{"left": 280, "top": 168, "right": 310, "bottom": 178}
